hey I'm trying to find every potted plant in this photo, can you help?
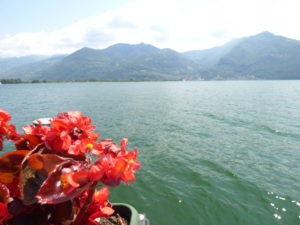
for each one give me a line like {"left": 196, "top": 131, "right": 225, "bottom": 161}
{"left": 0, "top": 109, "right": 141, "bottom": 225}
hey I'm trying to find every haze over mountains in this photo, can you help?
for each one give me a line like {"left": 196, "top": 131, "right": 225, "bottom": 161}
{"left": 1, "top": 31, "right": 300, "bottom": 81}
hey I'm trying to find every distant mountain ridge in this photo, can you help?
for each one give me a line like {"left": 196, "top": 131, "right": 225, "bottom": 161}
{"left": 1, "top": 55, "right": 66, "bottom": 80}
{"left": 0, "top": 55, "right": 49, "bottom": 73}
{"left": 1, "top": 31, "right": 300, "bottom": 80}
{"left": 37, "top": 43, "right": 199, "bottom": 80}
{"left": 182, "top": 38, "right": 244, "bottom": 68}
{"left": 196, "top": 32, "right": 300, "bottom": 80}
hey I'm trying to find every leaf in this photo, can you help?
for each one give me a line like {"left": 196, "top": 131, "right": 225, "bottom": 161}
{"left": 7, "top": 203, "right": 49, "bottom": 225}
{"left": 36, "top": 161, "right": 91, "bottom": 204}
{"left": 27, "top": 154, "right": 44, "bottom": 170}
{"left": 20, "top": 147, "right": 80, "bottom": 205}
{"left": 0, "top": 150, "right": 29, "bottom": 184}
{"left": 7, "top": 198, "right": 25, "bottom": 218}
{"left": 27, "top": 153, "right": 66, "bottom": 175}
{"left": 15, "top": 135, "right": 41, "bottom": 150}
{"left": 20, "top": 167, "right": 47, "bottom": 205}
{"left": 19, "top": 160, "right": 44, "bottom": 205}
{"left": 19, "top": 153, "right": 66, "bottom": 205}
{"left": 0, "top": 150, "right": 29, "bottom": 172}
{"left": 50, "top": 200, "right": 74, "bottom": 225}
{"left": 0, "top": 172, "right": 15, "bottom": 184}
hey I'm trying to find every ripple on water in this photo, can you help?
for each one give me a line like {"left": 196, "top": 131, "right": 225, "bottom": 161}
{"left": 1, "top": 81, "right": 300, "bottom": 225}
{"left": 267, "top": 192, "right": 300, "bottom": 223}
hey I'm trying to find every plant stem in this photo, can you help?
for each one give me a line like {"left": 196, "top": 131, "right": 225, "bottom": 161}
{"left": 73, "top": 182, "right": 97, "bottom": 225}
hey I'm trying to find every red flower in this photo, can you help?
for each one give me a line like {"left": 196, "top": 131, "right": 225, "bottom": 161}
{"left": 44, "top": 111, "right": 99, "bottom": 155}
{"left": 45, "top": 129, "right": 72, "bottom": 152}
{"left": 0, "top": 183, "right": 10, "bottom": 223}
{"left": 23, "top": 122, "right": 51, "bottom": 137}
{"left": 74, "top": 187, "right": 114, "bottom": 225}
{"left": 0, "top": 109, "right": 141, "bottom": 225}
{"left": 92, "top": 139, "right": 115, "bottom": 156}
{"left": 87, "top": 187, "right": 114, "bottom": 219}
{"left": 108, "top": 138, "right": 140, "bottom": 185}
{"left": 120, "top": 137, "right": 128, "bottom": 153}
{"left": 118, "top": 148, "right": 140, "bottom": 185}
{"left": 0, "top": 202, "right": 10, "bottom": 223}
{"left": 92, "top": 137, "right": 128, "bottom": 156}
{"left": 91, "top": 147, "right": 140, "bottom": 186}
{"left": 0, "top": 110, "right": 10, "bottom": 124}
{"left": 0, "top": 109, "right": 20, "bottom": 151}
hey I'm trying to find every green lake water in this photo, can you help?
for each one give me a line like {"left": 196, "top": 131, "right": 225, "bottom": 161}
{"left": 1, "top": 81, "right": 300, "bottom": 224}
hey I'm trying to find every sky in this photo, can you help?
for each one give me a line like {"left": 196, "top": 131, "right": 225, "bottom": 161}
{"left": 1, "top": 0, "right": 300, "bottom": 57}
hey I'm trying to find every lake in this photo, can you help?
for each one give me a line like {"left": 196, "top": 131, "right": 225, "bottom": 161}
{"left": 1, "top": 81, "right": 300, "bottom": 224}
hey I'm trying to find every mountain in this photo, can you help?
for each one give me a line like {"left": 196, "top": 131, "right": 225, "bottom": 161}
{"left": 1, "top": 32, "right": 300, "bottom": 81}
{"left": 0, "top": 55, "right": 49, "bottom": 73}
{"left": 182, "top": 38, "right": 243, "bottom": 68}
{"left": 1, "top": 55, "right": 66, "bottom": 80}
{"left": 184, "top": 32, "right": 300, "bottom": 80}
{"left": 0, "top": 43, "right": 199, "bottom": 81}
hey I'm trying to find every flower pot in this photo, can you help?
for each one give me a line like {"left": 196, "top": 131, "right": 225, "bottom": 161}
{"left": 112, "top": 203, "right": 140, "bottom": 225}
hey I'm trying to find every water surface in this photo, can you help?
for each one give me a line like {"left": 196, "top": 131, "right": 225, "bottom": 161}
{"left": 1, "top": 81, "right": 300, "bottom": 224}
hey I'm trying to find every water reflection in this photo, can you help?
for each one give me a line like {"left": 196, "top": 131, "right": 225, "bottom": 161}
{"left": 267, "top": 191, "right": 300, "bottom": 222}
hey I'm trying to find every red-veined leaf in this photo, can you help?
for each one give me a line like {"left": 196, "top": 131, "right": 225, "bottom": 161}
{"left": 15, "top": 135, "right": 41, "bottom": 150}
{"left": 0, "top": 150, "right": 29, "bottom": 184}
{"left": 27, "top": 153, "right": 66, "bottom": 174}
{"left": 0, "top": 150, "right": 29, "bottom": 172}
{"left": 20, "top": 152, "right": 68, "bottom": 205}
{"left": 19, "top": 166, "right": 47, "bottom": 205}
{"left": 36, "top": 161, "right": 91, "bottom": 204}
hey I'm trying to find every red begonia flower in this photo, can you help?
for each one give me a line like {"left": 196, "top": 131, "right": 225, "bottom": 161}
{"left": 44, "top": 111, "right": 99, "bottom": 155}
{"left": 0, "top": 109, "right": 140, "bottom": 225}
{"left": 0, "top": 109, "right": 21, "bottom": 151}
{"left": 118, "top": 148, "right": 140, "bottom": 185}
{"left": 87, "top": 187, "right": 114, "bottom": 219}
{"left": 0, "top": 202, "right": 10, "bottom": 221}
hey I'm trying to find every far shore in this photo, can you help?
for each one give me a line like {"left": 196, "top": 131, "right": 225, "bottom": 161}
{"left": 1, "top": 78, "right": 300, "bottom": 84}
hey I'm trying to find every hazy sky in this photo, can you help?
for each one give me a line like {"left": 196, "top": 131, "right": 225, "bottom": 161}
{"left": 1, "top": 0, "right": 300, "bottom": 57}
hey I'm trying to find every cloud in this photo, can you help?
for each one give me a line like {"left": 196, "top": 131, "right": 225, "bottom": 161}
{"left": 83, "top": 30, "right": 114, "bottom": 47}
{"left": 1, "top": 0, "right": 300, "bottom": 57}
{"left": 210, "top": 29, "right": 228, "bottom": 39}
{"left": 108, "top": 16, "right": 137, "bottom": 29}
